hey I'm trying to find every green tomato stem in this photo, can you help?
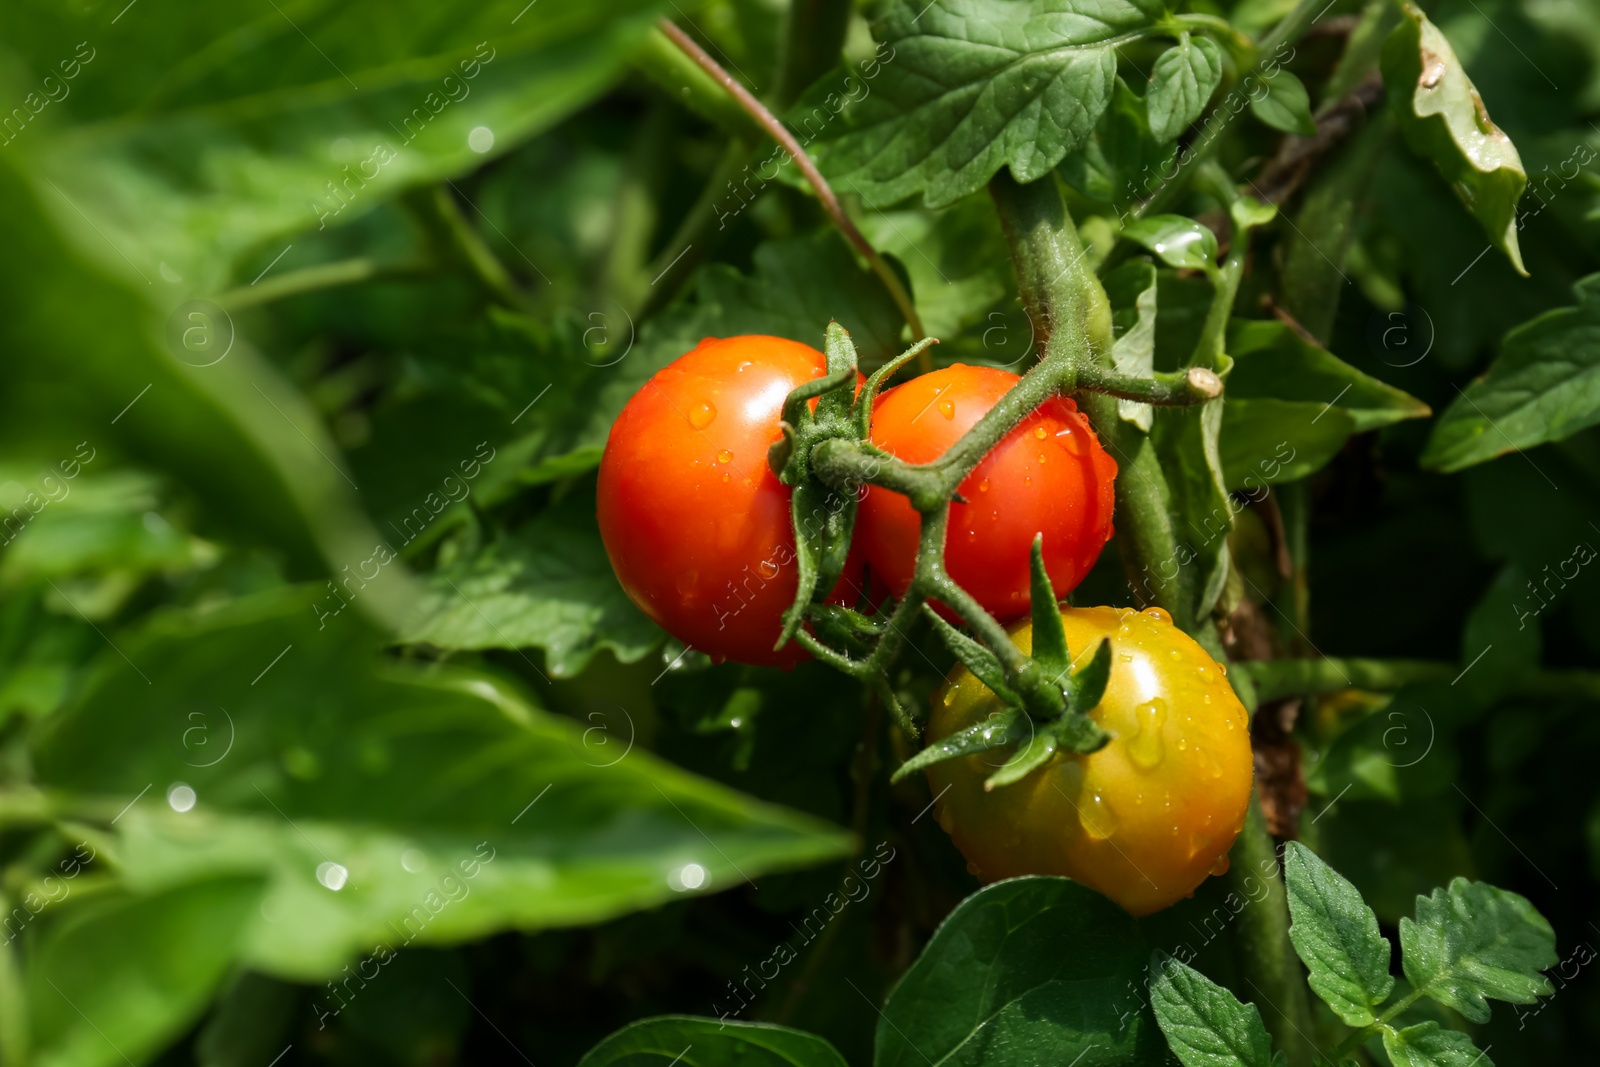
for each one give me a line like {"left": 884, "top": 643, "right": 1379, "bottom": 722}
{"left": 1227, "top": 794, "right": 1319, "bottom": 1067}
{"left": 217, "top": 257, "right": 428, "bottom": 311}
{"left": 654, "top": 18, "right": 927, "bottom": 348}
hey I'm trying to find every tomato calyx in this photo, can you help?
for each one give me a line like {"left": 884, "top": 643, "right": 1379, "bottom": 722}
{"left": 765, "top": 324, "right": 939, "bottom": 658}
{"left": 891, "top": 534, "right": 1113, "bottom": 791}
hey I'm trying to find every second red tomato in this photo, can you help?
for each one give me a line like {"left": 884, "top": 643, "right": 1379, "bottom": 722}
{"left": 858, "top": 364, "right": 1118, "bottom": 619}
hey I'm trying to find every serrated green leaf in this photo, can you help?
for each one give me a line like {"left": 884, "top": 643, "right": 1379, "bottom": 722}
{"left": 578, "top": 1016, "right": 848, "bottom": 1067}
{"left": 1400, "top": 877, "right": 1556, "bottom": 1023}
{"left": 1149, "top": 953, "right": 1277, "bottom": 1067}
{"left": 28, "top": 880, "right": 264, "bottom": 1067}
{"left": 803, "top": 0, "right": 1164, "bottom": 209}
{"left": 399, "top": 491, "right": 663, "bottom": 677}
{"left": 1381, "top": 3, "right": 1527, "bottom": 275}
{"left": 1058, "top": 77, "right": 1176, "bottom": 210}
{"left": 891, "top": 707, "right": 1030, "bottom": 783}
{"left": 1282, "top": 842, "right": 1395, "bottom": 1027}
{"left": 1148, "top": 35, "right": 1225, "bottom": 143}
{"left": 1423, "top": 274, "right": 1600, "bottom": 472}
{"left": 875, "top": 877, "right": 1154, "bottom": 1066}
{"left": 1382, "top": 1022, "right": 1494, "bottom": 1067}
{"left": 1122, "top": 215, "right": 1219, "bottom": 271}
{"left": 1250, "top": 68, "right": 1317, "bottom": 136}
{"left": 32, "top": 587, "right": 850, "bottom": 980}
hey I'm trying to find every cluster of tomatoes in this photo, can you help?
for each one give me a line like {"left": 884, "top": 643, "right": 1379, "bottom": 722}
{"left": 597, "top": 335, "right": 1251, "bottom": 915}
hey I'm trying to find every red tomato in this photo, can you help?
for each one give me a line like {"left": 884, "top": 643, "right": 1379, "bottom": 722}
{"left": 857, "top": 364, "right": 1117, "bottom": 619}
{"left": 597, "top": 335, "right": 861, "bottom": 666}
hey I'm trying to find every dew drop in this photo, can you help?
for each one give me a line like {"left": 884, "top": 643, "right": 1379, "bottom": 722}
{"left": 1169, "top": 648, "right": 1182, "bottom": 660}
{"left": 1057, "top": 427, "right": 1086, "bottom": 456}
{"left": 942, "top": 688, "right": 956, "bottom": 707}
{"left": 1203, "top": 693, "right": 1212, "bottom": 705}
{"left": 1176, "top": 738, "right": 1188, "bottom": 752}
{"left": 1142, "top": 606, "right": 1172, "bottom": 625}
{"left": 1211, "top": 853, "right": 1232, "bottom": 876}
{"left": 1127, "top": 697, "right": 1167, "bottom": 770}
{"left": 722, "top": 473, "right": 731, "bottom": 482}
{"left": 938, "top": 399, "right": 956, "bottom": 419}
{"left": 978, "top": 479, "right": 991, "bottom": 493}
{"left": 1038, "top": 453, "right": 1047, "bottom": 465}
{"left": 1118, "top": 653, "right": 1133, "bottom": 663}
{"left": 688, "top": 400, "right": 717, "bottom": 429}
{"left": 716, "top": 449, "right": 733, "bottom": 464}
{"left": 1033, "top": 425, "right": 1047, "bottom": 440}
{"left": 1024, "top": 476, "right": 1032, "bottom": 486}
{"left": 1082, "top": 792, "right": 1120, "bottom": 840}
{"left": 967, "top": 530, "right": 978, "bottom": 542}
{"left": 1196, "top": 663, "right": 1213, "bottom": 683}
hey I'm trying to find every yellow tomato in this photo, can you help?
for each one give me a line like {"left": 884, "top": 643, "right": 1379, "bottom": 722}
{"left": 926, "top": 606, "right": 1253, "bottom": 916}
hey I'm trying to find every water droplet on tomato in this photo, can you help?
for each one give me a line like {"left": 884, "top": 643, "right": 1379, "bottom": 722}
{"left": 967, "top": 530, "right": 977, "bottom": 542}
{"left": 978, "top": 479, "right": 990, "bottom": 493}
{"left": 1057, "top": 426, "right": 1085, "bottom": 456}
{"left": 1169, "top": 648, "right": 1182, "bottom": 660}
{"left": 1024, "top": 476, "right": 1032, "bottom": 486}
{"left": 1176, "top": 738, "right": 1188, "bottom": 752}
{"left": 1038, "top": 453, "right": 1047, "bottom": 465}
{"left": 941, "top": 688, "right": 956, "bottom": 707}
{"left": 1118, "top": 653, "right": 1133, "bottom": 663}
{"left": 938, "top": 399, "right": 955, "bottom": 419}
{"left": 1128, "top": 697, "right": 1167, "bottom": 770}
{"left": 1033, "top": 425, "right": 1047, "bottom": 440}
{"left": 1142, "top": 606, "right": 1172, "bottom": 625}
{"left": 722, "top": 473, "right": 731, "bottom": 482}
{"left": 1196, "top": 663, "right": 1213, "bottom": 682}
{"left": 1211, "top": 853, "right": 1231, "bottom": 876}
{"left": 1082, "top": 792, "right": 1119, "bottom": 839}
{"left": 717, "top": 449, "right": 733, "bottom": 464}
{"left": 688, "top": 400, "right": 716, "bottom": 429}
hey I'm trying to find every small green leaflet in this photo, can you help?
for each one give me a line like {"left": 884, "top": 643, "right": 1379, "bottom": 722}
{"left": 1381, "top": 3, "right": 1528, "bottom": 275}
{"left": 1282, "top": 842, "right": 1395, "bottom": 1027}
{"left": 1121, "top": 215, "right": 1218, "bottom": 272}
{"left": 1148, "top": 35, "right": 1224, "bottom": 143}
{"left": 1399, "top": 877, "right": 1556, "bottom": 1023}
{"left": 1249, "top": 69, "right": 1317, "bottom": 136}
{"left": 803, "top": 0, "right": 1165, "bottom": 208}
{"left": 577, "top": 1016, "right": 849, "bottom": 1067}
{"left": 1423, "top": 273, "right": 1600, "bottom": 472}
{"left": 1382, "top": 1022, "right": 1495, "bottom": 1067}
{"left": 1148, "top": 954, "right": 1283, "bottom": 1067}
{"left": 1105, "top": 260, "right": 1159, "bottom": 430}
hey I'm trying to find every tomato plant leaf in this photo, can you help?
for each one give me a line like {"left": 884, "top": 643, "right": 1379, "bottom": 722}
{"left": 1148, "top": 953, "right": 1277, "bottom": 1067}
{"left": 399, "top": 491, "right": 663, "bottom": 677}
{"left": 1381, "top": 1022, "right": 1494, "bottom": 1067}
{"left": 578, "top": 1016, "right": 849, "bottom": 1067}
{"left": 1067, "top": 639, "right": 1114, "bottom": 715}
{"left": 1422, "top": 274, "right": 1600, "bottom": 473}
{"left": 32, "top": 588, "right": 850, "bottom": 980}
{"left": 0, "top": 154, "right": 408, "bottom": 625}
{"left": 873, "top": 877, "right": 1158, "bottom": 1066}
{"left": 1105, "top": 260, "right": 1159, "bottom": 430}
{"left": 1147, "top": 35, "right": 1224, "bottom": 144}
{"left": 891, "top": 707, "right": 1030, "bottom": 784}
{"left": 1381, "top": 2, "right": 1528, "bottom": 275}
{"left": 1399, "top": 878, "right": 1556, "bottom": 1023}
{"left": 803, "top": 0, "right": 1165, "bottom": 209}
{"left": 16, "top": 0, "right": 672, "bottom": 291}
{"left": 1121, "top": 216, "right": 1219, "bottom": 272}
{"left": 27, "top": 879, "right": 264, "bottom": 1067}
{"left": 1282, "top": 842, "right": 1396, "bottom": 1027}
{"left": 1220, "top": 320, "right": 1430, "bottom": 490}
{"left": 1058, "top": 78, "right": 1175, "bottom": 210}
{"left": 1249, "top": 68, "right": 1317, "bottom": 136}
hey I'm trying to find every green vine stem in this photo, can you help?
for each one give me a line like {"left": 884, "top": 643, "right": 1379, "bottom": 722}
{"left": 1237, "top": 657, "right": 1600, "bottom": 703}
{"left": 217, "top": 257, "right": 428, "bottom": 311}
{"left": 655, "top": 18, "right": 929, "bottom": 352}
{"left": 1228, "top": 797, "right": 1317, "bottom": 1067}
{"left": 0, "top": 890, "right": 25, "bottom": 1066}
